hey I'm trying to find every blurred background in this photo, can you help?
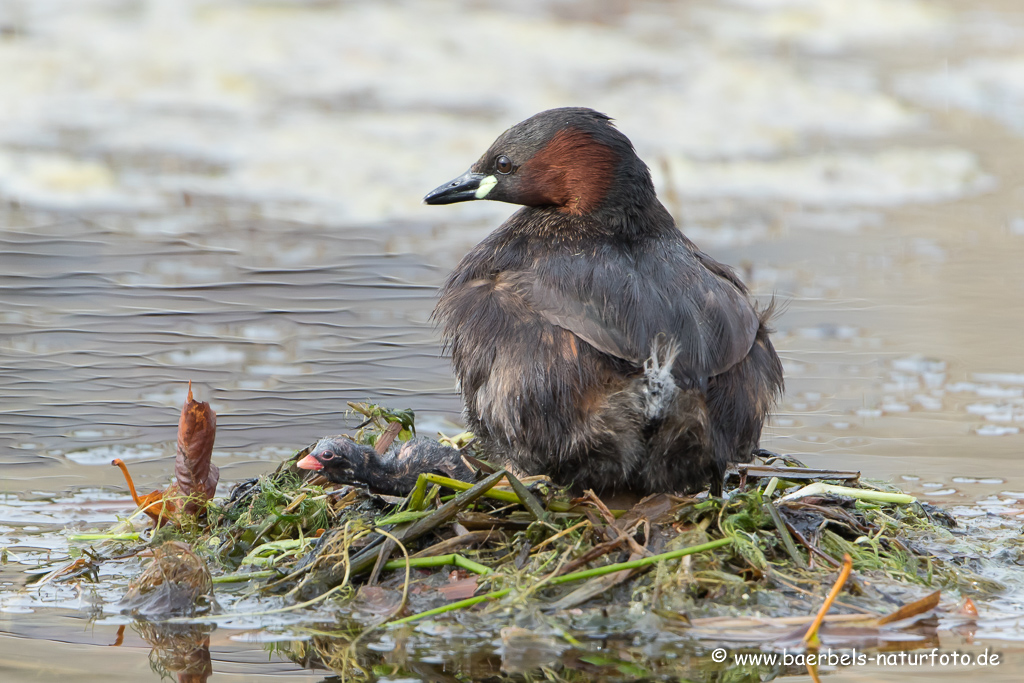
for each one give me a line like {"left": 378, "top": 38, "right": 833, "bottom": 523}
{"left": 2, "top": 0, "right": 1024, "bottom": 505}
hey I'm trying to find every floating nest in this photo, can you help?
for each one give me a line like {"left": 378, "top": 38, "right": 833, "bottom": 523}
{"left": 63, "top": 404, "right": 1021, "bottom": 681}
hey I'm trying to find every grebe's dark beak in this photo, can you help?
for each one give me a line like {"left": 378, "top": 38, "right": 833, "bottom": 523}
{"left": 424, "top": 169, "right": 495, "bottom": 205}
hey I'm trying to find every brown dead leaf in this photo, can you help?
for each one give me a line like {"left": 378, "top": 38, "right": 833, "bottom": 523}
{"left": 111, "top": 458, "right": 178, "bottom": 527}
{"left": 139, "top": 489, "right": 177, "bottom": 525}
{"left": 111, "top": 384, "right": 217, "bottom": 525}
{"left": 438, "top": 576, "right": 479, "bottom": 601}
{"left": 353, "top": 585, "right": 403, "bottom": 615}
{"left": 175, "top": 381, "right": 218, "bottom": 514}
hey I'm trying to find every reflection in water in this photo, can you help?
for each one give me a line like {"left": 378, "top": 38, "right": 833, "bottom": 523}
{"left": 266, "top": 621, "right": 943, "bottom": 682}
{"left": 134, "top": 622, "right": 213, "bottom": 683}
{"left": 276, "top": 628, "right": 712, "bottom": 682}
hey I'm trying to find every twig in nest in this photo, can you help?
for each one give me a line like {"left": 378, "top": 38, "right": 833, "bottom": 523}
{"left": 802, "top": 553, "right": 853, "bottom": 647}
{"left": 583, "top": 490, "right": 616, "bottom": 526}
{"left": 555, "top": 535, "right": 627, "bottom": 577}
{"left": 374, "top": 528, "right": 411, "bottom": 619}
{"left": 781, "top": 516, "right": 842, "bottom": 569}
{"left": 531, "top": 521, "right": 590, "bottom": 554}
{"left": 374, "top": 422, "right": 403, "bottom": 455}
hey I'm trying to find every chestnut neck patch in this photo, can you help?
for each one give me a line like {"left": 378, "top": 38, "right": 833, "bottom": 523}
{"left": 522, "top": 128, "right": 618, "bottom": 216}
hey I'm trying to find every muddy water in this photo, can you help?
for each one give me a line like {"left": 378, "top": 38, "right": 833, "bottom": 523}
{"left": 2, "top": 0, "right": 1024, "bottom": 680}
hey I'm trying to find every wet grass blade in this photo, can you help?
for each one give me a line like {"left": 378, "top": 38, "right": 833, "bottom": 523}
{"left": 407, "top": 474, "right": 428, "bottom": 511}
{"left": 549, "top": 538, "right": 732, "bottom": 585}
{"left": 388, "top": 588, "right": 512, "bottom": 627}
{"left": 347, "top": 469, "right": 508, "bottom": 577}
{"left": 764, "top": 502, "right": 805, "bottom": 569}
{"left": 387, "top": 537, "right": 732, "bottom": 627}
{"left": 68, "top": 532, "right": 142, "bottom": 542}
{"left": 781, "top": 483, "right": 915, "bottom": 504}
{"left": 504, "top": 470, "right": 549, "bottom": 522}
{"left": 383, "top": 553, "right": 491, "bottom": 575}
{"left": 422, "top": 473, "right": 520, "bottom": 504}
{"left": 213, "top": 570, "right": 278, "bottom": 584}
{"left": 375, "top": 509, "right": 433, "bottom": 526}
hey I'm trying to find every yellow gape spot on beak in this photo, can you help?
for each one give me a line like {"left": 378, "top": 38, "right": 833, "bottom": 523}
{"left": 475, "top": 175, "right": 497, "bottom": 199}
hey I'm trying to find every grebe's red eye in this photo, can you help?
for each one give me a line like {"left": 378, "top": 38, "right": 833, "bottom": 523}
{"left": 495, "top": 155, "right": 513, "bottom": 174}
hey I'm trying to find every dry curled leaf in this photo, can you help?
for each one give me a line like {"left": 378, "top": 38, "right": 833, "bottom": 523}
{"left": 175, "top": 381, "right": 218, "bottom": 514}
{"left": 111, "top": 457, "right": 178, "bottom": 527}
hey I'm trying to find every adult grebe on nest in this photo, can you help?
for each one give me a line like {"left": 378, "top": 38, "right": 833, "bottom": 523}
{"left": 299, "top": 108, "right": 783, "bottom": 498}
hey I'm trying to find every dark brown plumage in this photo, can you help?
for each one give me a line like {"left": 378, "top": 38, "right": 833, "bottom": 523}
{"left": 425, "top": 107, "right": 784, "bottom": 496}
{"left": 296, "top": 436, "right": 472, "bottom": 497}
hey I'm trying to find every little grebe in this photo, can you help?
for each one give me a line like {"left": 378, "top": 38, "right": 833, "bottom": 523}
{"left": 299, "top": 108, "right": 783, "bottom": 497}
{"left": 426, "top": 107, "right": 783, "bottom": 496}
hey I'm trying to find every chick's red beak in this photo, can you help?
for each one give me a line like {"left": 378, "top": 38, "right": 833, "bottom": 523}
{"left": 296, "top": 453, "right": 324, "bottom": 471}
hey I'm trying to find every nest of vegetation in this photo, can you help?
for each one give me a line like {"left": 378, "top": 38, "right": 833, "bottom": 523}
{"left": 67, "top": 404, "right": 1018, "bottom": 681}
